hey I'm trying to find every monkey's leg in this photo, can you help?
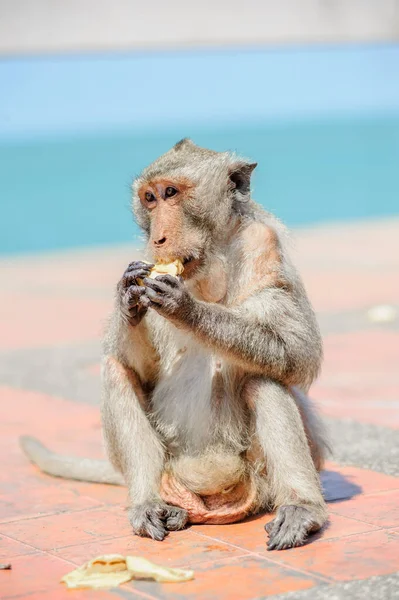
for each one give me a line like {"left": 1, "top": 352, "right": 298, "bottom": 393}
{"left": 245, "top": 378, "right": 328, "bottom": 551}
{"left": 102, "top": 357, "right": 188, "bottom": 541}
{"left": 290, "top": 386, "right": 331, "bottom": 472}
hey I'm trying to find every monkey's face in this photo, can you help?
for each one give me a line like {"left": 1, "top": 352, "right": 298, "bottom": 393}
{"left": 132, "top": 140, "right": 257, "bottom": 280}
{"left": 136, "top": 177, "right": 208, "bottom": 279}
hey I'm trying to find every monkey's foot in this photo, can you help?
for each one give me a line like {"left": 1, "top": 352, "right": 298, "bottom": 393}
{"left": 129, "top": 502, "right": 188, "bottom": 541}
{"left": 265, "top": 505, "right": 321, "bottom": 551}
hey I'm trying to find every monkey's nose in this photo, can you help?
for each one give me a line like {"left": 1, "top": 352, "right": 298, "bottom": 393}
{"left": 154, "top": 237, "right": 167, "bottom": 246}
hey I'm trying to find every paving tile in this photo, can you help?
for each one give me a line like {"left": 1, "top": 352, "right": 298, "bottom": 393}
{"left": 129, "top": 555, "right": 319, "bottom": 600}
{"left": 0, "top": 387, "right": 110, "bottom": 522}
{"left": 0, "top": 551, "right": 120, "bottom": 599}
{"left": 0, "top": 535, "right": 37, "bottom": 560}
{"left": 0, "top": 441, "right": 104, "bottom": 523}
{"left": 0, "top": 477, "right": 103, "bottom": 523}
{"left": 0, "top": 506, "right": 131, "bottom": 551}
{"left": 66, "top": 480, "right": 128, "bottom": 506}
{"left": 329, "top": 489, "right": 399, "bottom": 528}
{"left": 0, "top": 386, "right": 102, "bottom": 447}
{"left": 313, "top": 388, "right": 399, "bottom": 429}
{"left": 295, "top": 219, "right": 399, "bottom": 271}
{"left": 312, "top": 330, "right": 399, "bottom": 428}
{"left": 52, "top": 528, "right": 248, "bottom": 568}
{"left": 193, "top": 510, "right": 378, "bottom": 555}
{"left": 0, "top": 552, "right": 68, "bottom": 599}
{"left": 11, "top": 590, "right": 126, "bottom": 600}
{"left": 301, "top": 269, "right": 399, "bottom": 312}
{"left": 0, "top": 246, "right": 131, "bottom": 293}
{"left": 0, "top": 291, "right": 111, "bottom": 350}
{"left": 262, "top": 529, "right": 399, "bottom": 582}
{"left": 321, "top": 464, "right": 399, "bottom": 499}
{"left": 0, "top": 386, "right": 105, "bottom": 484}
{"left": 319, "top": 331, "right": 398, "bottom": 377}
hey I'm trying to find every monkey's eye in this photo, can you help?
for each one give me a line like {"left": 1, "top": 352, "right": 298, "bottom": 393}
{"left": 145, "top": 191, "right": 156, "bottom": 204}
{"left": 165, "top": 186, "right": 177, "bottom": 198}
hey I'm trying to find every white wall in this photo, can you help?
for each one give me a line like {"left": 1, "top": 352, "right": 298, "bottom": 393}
{"left": 1, "top": 0, "right": 398, "bottom": 55}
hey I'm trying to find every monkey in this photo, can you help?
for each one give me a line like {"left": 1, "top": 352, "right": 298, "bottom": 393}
{"left": 20, "top": 138, "right": 330, "bottom": 551}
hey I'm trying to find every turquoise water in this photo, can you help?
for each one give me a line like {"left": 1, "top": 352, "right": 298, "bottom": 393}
{"left": 1, "top": 114, "right": 398, "bottom": 254}
{"left": 1, "top": 45, "right": 399, "bottom": 254}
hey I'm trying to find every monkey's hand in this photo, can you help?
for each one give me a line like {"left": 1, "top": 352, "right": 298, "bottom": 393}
{"left": 143, "top": 275, "right": 193, "bottom": 321}
{"left": 118, "top": 261, "right": 154, "bottom": 326}
{"left": 129, "top": 502, "right": 188, "bottom": 541}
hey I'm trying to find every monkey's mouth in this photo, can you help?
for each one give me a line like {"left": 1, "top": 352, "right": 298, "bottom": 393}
{"left": 182, "top": 255, "right": 202, "bottom": 278}
{"left": 183, "top": 256, "right": 195, "bottom": 267}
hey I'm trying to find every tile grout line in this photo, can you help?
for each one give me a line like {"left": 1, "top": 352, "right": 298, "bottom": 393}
{"left": 4, "top": 532, "right": 136, "bottom": 554}
{"left": 0, "top": 531, "right": 46, "bottom": 554}
{"left": 177, "top": 553, "right": 257, "bottom": 571}
{"left": 191, "top": 523, "right": 384, "bottom": 550}
{"left": 44, "top": 533, "right": 134, "bottom": 554}
{"left": 1, "top": 531, "right": 95, "bottom": 569}
{"left": 328, "top": 507, "right": 396, "bottom": 528}
{"left": 0, "top": 503, "right": 110, "bottom": 526}
{"left": 189, "top": 530, "right": 334, "bottom": 584}
{"left": 246, "top": 551, "right": 336, "bottom": 584}
{"left": 190, "top": 524, "right": 398, "bottom": 583}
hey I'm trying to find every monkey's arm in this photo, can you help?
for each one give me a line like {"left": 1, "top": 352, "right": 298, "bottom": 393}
{"left": 104, "top": 260, "right": 161, "bottom": 383}
{"left": 145, "top": 277, "right": 322, "bottom": 389}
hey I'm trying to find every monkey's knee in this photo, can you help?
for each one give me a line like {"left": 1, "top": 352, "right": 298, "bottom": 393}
{"left": 242, "top": 376, "right": 292, "bottom": 411}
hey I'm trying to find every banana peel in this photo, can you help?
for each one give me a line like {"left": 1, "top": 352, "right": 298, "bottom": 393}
{"left": 61, "top": 554, "right": 194, "bottom": 590}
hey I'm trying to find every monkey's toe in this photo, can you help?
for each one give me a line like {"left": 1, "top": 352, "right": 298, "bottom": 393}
{"left": 265, "top": 505, "right": 318, "bottom": 551}
{"left": 129, "top": 502, "right": 168, "bottom": 542}
{"left": 164, "top": 506, "right": 188, "bottom": 531}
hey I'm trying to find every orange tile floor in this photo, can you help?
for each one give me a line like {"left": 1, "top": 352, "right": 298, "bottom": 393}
{"left": 1, "top": 219, "right": 398, "bottom": 599}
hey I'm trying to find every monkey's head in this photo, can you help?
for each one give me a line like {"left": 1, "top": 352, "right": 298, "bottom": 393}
{"left": 132, "top": 139, "right": 257, "bottom": 279}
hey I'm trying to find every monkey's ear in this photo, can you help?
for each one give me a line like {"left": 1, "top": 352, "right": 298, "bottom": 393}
{"left": 174, "top": 138, "right": 195, "bottom": 151}
{"left": 229, "top": 162, "right": 257, "bottom": 195}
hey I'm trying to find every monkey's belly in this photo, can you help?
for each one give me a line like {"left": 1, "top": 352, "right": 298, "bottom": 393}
{"left": 160, "top": 472, "right": 258, "bottom": 525}
{"left": 152, "top": 339, "right": 233, "bottom": 450}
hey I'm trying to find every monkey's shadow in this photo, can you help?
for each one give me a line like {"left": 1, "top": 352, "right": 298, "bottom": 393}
{"left": 312, "top": 469, "right": 363, "bottom": 542}
{"left": 320, "top": 469, "right": 362, "bottom": 503}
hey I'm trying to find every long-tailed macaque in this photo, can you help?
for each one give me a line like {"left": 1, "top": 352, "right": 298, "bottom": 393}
{"left": 21, "top": 139, "right": 329, "bottom": 550}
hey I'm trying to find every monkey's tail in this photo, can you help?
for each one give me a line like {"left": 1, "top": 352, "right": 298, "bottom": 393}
{"left": 19, "top": 436, "right": 125, "bottom": 486}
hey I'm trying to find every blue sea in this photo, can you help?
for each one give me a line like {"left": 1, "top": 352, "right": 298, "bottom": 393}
{"left": 1, "top": 45, "right": 398, "bottom": 255}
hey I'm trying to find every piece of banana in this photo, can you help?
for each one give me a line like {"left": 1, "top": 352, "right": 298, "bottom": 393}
{"left": 138, "top": 259, "right": 184, "bottom": 285}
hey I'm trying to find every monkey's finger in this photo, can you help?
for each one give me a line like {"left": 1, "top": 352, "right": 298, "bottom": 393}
{"left": 143, "top": 278, "right": 172, "bottom": 295}
{"left": 125, "top": 286, "right": 146, "bottom": 303}
{"left": 145, "top": 287, "right": 164, "bottom": 305}
{"left": 267, "top": 519, "right": 292, "bottom": 551}
{"left": 147, "top": 513, "right": 169, "bottom": 541}
{"left": 153, "top": 274, "right": 180, "bottom": 288}
{"left": 124, "top": 268, "right": 153, "bottom": 283}
{"left": 140, "top": 296, "right": 151, "bottom": 309}
{"left": 264, "top": 513, "right": 284, "bottom": 539}
{"left": 126, "top": 261, "right": 154, "bottom": 272}
{"left": 264, "top": 520, "right": 274, "bottom": 534}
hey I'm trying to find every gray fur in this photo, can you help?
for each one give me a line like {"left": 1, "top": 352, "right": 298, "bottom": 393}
{"left": 20, "top": 140, "right": 328, "bottom": 550}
